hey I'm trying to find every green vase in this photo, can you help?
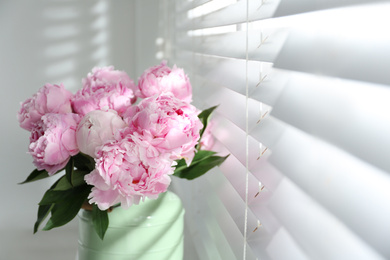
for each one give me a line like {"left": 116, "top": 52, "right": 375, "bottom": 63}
{"left": 76, "top": 191, "right": 184, "bottom": 260}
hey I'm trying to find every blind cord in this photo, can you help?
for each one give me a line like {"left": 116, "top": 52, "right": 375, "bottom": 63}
{"left": 243, "top": 0, "right": 250, "bottom": 259}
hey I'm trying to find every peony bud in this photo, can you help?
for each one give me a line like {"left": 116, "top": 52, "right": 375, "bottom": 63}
{"left": 76, "top": 109, "right": 126, "bottom": 158}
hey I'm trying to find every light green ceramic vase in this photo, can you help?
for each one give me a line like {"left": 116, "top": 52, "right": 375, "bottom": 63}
{"left": 76, "top": 191, "right": 184, "bottom": 260}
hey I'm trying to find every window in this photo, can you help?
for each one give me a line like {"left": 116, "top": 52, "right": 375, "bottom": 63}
{"left": 160, "top": 1, "right": 390, "bottom": 259}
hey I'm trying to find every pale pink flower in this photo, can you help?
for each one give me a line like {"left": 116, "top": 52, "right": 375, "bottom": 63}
{"left": 136, "top": 61, "right": 192, "bottom": 103}
{"left": 199, "top": 120, "right": 215, "bottom": 151}
{"left": 17, "top": 83, "right": 73, "bottom": 131}
{"left": 76, "top": 109, "right": 127, "bottom": 158}
{"left": 123, "top": 93, "right": 202, "bottom": 164}
{"left": 84, "top": 134, "right": 173, "bottom": 210}
{"left": 29, "top": 113, "right": 81, "bottom": 175}
{"left": 72, "top": 66, "right": 136, "bottom": 116}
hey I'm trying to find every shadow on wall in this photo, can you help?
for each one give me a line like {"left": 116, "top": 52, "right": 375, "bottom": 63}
{"left": 0, "top": 0, "right": 136, "bottom": 230}
{"left": 41, "top": 0, "right": 111, "bottom": 92}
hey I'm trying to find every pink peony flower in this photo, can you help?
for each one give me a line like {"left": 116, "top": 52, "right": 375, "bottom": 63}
{"left": 72, "top": 66, "right": 136, "bottom": 116}
{"left": 76, "top": 109, "right": 127, "bottom": 158}
{"left": 123, "top": 93, "right": 202, "bottom": 164}
{"left": 199, "top": 120, "right": 215, "bottom": 151}
{"left": 17, "top": 83, "right": 73, "bottom": 131}
{"left": 29, "top": 113, "right": 81, "bottom": 175}
{"left": 84, "top": 134, "right": 173, "bottom": 210}
{"left": 136, "top": 61, "right": 192, "bottom": 103}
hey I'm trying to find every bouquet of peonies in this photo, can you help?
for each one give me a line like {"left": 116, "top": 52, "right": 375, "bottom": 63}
{"left": 18, "top": 62, "right": 227, "bottom": 239}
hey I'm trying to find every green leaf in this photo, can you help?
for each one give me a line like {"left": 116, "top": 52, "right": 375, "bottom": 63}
{"left": 51, "top": 171, "right": 88, "bottom": 191}
{"left": 92, "top": 205, "right": 109, "bottom": 240}
{"left": 39, "top": 185, "right": 89, "bottom": 205}
{"left": 39, "top": 189, "right": 70, "bottom": 205}
{"left": 73, "top": 153, "right": 95, "bottom": 172}
{"left": 19, "top": 169, "right": 49, "bottom": 184}
{"left": 174, "top": 158, "right": 187, "bottom": 172}
{"left": 72, "top": 170, "right": 89, "bottom": 187}
{"left": 42, "top": 185, "right": 91, "bottom": 231}
{"left": 51, "top": 176, "right": 72, "bottom": 191}
{"left": 33, "top": 204, "right": 54, "bottom": 233}
{"left": 174, "top": 154, "right": 229, "bottom": 180}
{"left": 42, "top": 218, "right": 55, "bottom": 231}
{"left": 48, "top": 174, "right": 70, "bottom": 191}
{"left": 198, "top": 105, "right": 218, "bottom": 123}
{"left": 197, "top": 105, "right": 218, "bottom": 140}
{"left": 194, "top": 150, "right": 217, "bottom": 159}
{"left": 174, "top": 150, "right": 217, "bottom": 173}
{"left": 65, "top": 157, "right": 74, "bottom": 186}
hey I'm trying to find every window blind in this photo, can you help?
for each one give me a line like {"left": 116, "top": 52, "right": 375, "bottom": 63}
{"left": 160, "top": 1, "right": 390, "bottom": 259}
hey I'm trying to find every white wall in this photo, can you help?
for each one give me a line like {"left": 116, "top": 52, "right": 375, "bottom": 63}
{"left": 0, "top": 0, "right": 159, "bottom": 258}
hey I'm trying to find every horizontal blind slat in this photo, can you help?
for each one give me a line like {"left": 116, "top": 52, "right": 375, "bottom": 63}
{"left": 212, "top": 126, "right": 286, "bottom": 216}
{"left": 249, "top": 115, "right": 286, "bottom": 149}
{"left": 214, "top": 147, "right": 261, "bottom": 204}
{"left": 274, "top": 29, "right": 390, "bottom": 85}
{"left": 195, "top": 179, "right": 241, "bottom": 260}
{"left": 249, "top": 155, "right": 284, "bottom": 194}
{"left": 268, "top": 124, "right": 390, "bottom": 258}
{"left": 269, "top": 178, "right": 387, "bottom": 260}
{"left": 171, "top": 177, "right": 238, "bottom": 260}
{"left": 270, "top": 72, "right": 390, "bottom": 173}
{"left": 274, "top": 0, "right": 386, "bottom": 17}
{"left": 176, "top": 0, "right": 212, "bottom": 13}
{"left": 176, "top": 0, "right": 280, "bottom": 30}
{"left": 212, "top": 140, "right": 285, "bottom": 241}
{"left": 213, "top": 140, "right": 329, "bottom": 260}
{"left": 201, "top": 87, "right": 252, "bottom": 134}
{"left": 206, "top": 166, "right": 272, "bottom": 260}
{"left": 248, "top": 107, "right": 390, "bottom": 258}
{"left": 212, "top": 112, "right": 274, "bottom": 170}
{"left": 265, "top": 228, "right": 310, "bottom": 260}
{"left": 175, "top": 54, "right": 287, "bottom": 107}
{"left": 175, "top": 29, "right": 287, "bottom": 62}
{"left": 202, "top": 167, "right": 259, "bottom": 259}
{"left": 273, "top": 3, "right": 390, "bottom": 85}
{"left": 198, "top": 87, "right": 274, "bottom": 145}
{"left": 168, "top": 1, "right": 390, "bottom": 259}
